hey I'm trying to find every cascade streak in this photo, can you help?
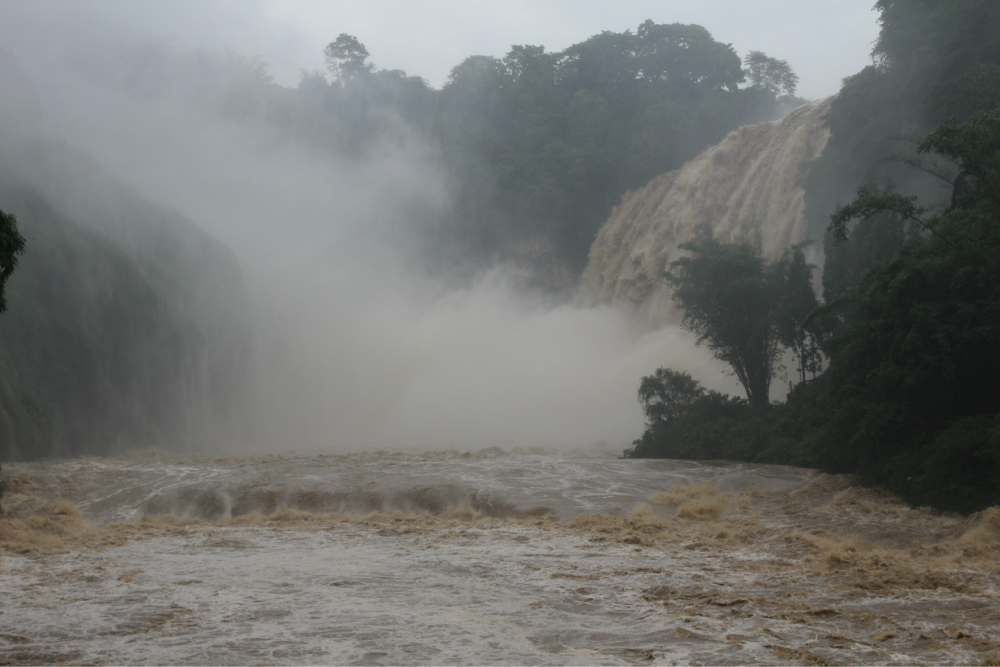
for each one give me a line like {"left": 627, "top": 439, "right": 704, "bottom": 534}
{"left": 580, "top": 98, "right": 834, "bottom": 327}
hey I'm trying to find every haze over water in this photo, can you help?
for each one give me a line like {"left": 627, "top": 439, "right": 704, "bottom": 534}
{"left": 3, "top": 3, "right": 1000, "bottom": 666}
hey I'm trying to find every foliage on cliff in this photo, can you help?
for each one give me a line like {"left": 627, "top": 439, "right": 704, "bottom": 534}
{"left": 803, "top": 0, "right": 1000, "bottom": 265}
{"left": 435, "top": 22, "right": 787, "bottom": 270}
{"left": 629, "top": 106, "right": 1000, "bottom": 514}
{"left": 805, "top": 108, "right": 1000, "bottom": 512}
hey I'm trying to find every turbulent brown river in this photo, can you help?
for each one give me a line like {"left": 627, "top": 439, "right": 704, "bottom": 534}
{"left": 2, "top": 449, "right": 999, "bottom": 665}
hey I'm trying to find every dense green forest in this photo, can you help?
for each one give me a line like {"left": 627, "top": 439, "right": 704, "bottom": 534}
{"left": 432, "top": 26, "right": 800, "bottom": 272}
{"left": 628, "top": 0, "right": 1000, "bottom": 514}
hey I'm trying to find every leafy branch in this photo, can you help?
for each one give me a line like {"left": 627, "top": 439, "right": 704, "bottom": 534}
{"left": 829, "top": 185, "right": 955, "bottom": 249}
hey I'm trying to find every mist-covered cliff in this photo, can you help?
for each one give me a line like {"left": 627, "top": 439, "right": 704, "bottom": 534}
{"left": 0, "top": 50, "right": 250, "bottom": 459}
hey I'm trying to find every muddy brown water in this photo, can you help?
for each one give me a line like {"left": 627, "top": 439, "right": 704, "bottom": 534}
{"left": 1, "top": 449, "right": 999, "bottom": 665}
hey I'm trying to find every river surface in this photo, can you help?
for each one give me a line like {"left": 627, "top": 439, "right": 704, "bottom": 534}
{"left": 1, "top": 450, "right": 999, "bottom": 665}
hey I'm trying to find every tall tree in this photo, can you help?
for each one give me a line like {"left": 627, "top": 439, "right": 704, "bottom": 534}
{"left": 0, "top": 206, "right": 27, "bottom": 464}
{"left": 666, "top": 238, "right": 816, "bottom": 408}
{"left": 324, "top": 34, "right": 373, "bottom": 82}
{"left": 743, "top": 51, "right": 798, "bottom": 97}
{"left": 774, "top": 244, "right": 822, "bottom": 384}
{"left": 665, "top": 238, "right": 784, "bottom": 409}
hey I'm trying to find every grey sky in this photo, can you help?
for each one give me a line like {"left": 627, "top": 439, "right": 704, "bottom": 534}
{"left": 2, "top": 0, "right": 881, "bottom": 99}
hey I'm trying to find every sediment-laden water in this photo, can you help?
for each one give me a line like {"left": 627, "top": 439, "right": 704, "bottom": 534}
{"left": 1, "top": 449, "right": 999, "bottom": 665}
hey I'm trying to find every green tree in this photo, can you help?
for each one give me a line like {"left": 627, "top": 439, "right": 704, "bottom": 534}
{"left": 666, "top": 238, "right": 782, "bottom": 409}
{"left": 0, "top": 206, "right": 27, "bottom": 468}
{"left": 637, "top": 367, "right": 705, "bottom": 429}
{"left": 665, "top": 237, "right": 817, "bottom": 409}
{"left": 0, "top": 208, "right": 26, "bottom": 314}
{"left": 774, "top": 244, "right": 822, "bottom": 383}
{"left": 324, "top": 34, "right": 373, "bottom": 82}
{"left": 626, "top": 368, "right": 755, "bottom": 460}
{"left": 634, "top": 21, "right": 745, "bottom": 91}
{"left": 743, "top": 51, "right": 798, "bottom": 97}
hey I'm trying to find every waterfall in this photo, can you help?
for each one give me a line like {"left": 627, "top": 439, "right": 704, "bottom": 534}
{"left": 580, "top": 97, "right": 834, "bottom": 327}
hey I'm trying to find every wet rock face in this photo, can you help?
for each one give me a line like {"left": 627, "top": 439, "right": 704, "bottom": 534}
{"left": 580, "top": 98, "right": 834, "bottom": 328}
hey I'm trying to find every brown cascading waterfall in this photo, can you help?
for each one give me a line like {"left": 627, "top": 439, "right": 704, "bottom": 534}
{"left": 579, "top": 97, "right": 834, "bottom": 328}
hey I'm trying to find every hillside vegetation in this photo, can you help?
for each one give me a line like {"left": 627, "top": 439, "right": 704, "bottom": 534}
{"left": 628, "top": 0, "right": 1000, "bottom": 514}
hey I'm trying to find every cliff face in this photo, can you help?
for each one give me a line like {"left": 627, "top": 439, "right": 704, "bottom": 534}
{"left": 0, "top": 162, "right": 252, "bottom": 460}
{"left": 0, "top": 51, "right": 250, "bottom": 460}
{"left": 580, "top": 97, "right": 834, "bottom": 327}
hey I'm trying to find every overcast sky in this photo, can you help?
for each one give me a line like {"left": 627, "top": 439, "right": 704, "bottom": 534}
{"left": 2, "top": 0, "right": 881, "bottom": 100}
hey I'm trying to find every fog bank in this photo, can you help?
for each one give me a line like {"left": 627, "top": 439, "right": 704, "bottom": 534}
{"left": 0, "top": 26, "right": 746, "bottom": 454}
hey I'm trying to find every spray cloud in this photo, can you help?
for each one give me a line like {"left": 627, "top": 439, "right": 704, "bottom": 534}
{"left": 0, "top": 4, "right": 746, "bottom": 454}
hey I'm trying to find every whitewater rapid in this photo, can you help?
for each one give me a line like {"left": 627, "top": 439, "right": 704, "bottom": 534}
{"left": 2, "top": 450, "right": 1000, "bottom": 665}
